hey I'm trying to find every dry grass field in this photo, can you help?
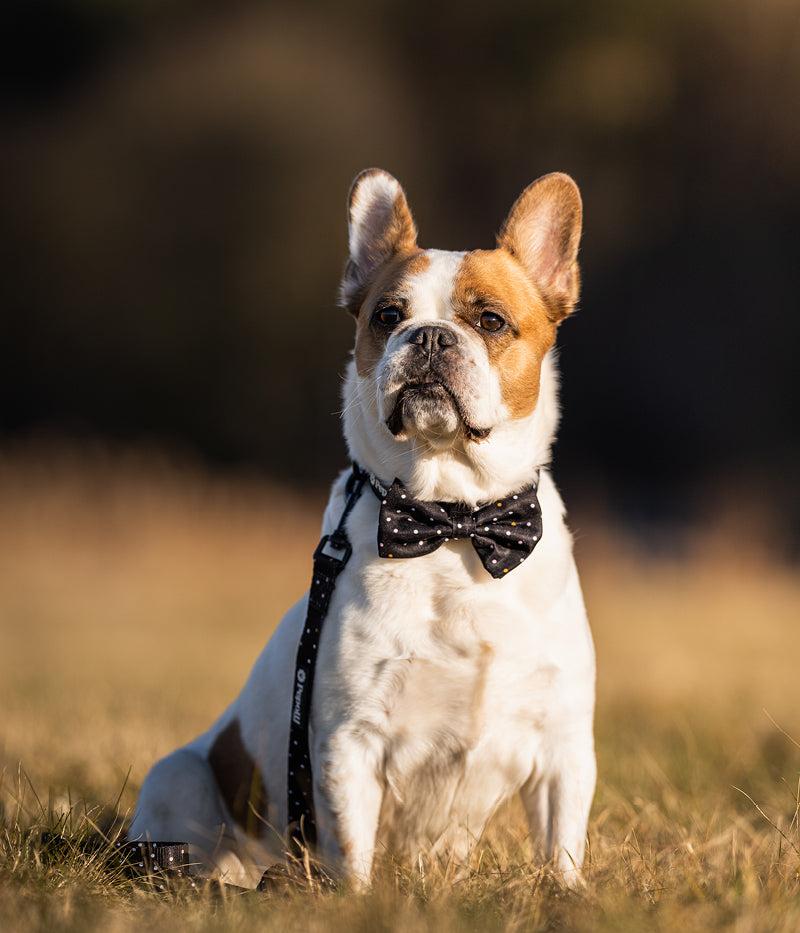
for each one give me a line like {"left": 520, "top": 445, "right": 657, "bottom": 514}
{"left": 1, "top": 445, "right": 799, "bottom": 931}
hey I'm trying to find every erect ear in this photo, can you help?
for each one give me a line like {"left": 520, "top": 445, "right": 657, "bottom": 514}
{"left": 339, "top": 168, "right": 418, "bottom": 314}
{"left": 497, "top": 172, "right": 583, "bottom": 322}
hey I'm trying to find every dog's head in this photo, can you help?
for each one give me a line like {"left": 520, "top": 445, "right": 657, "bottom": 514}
{"left": 339, "top": 169, "right": 582, "bottom": 502}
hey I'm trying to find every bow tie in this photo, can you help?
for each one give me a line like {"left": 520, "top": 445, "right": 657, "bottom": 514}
{"left": 370, "top": 475, "right": 542, "bottom": 579}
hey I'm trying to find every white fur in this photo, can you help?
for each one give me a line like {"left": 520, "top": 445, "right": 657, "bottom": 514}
{"left": 130, "top": 183, "right": 596, "bottom": 891}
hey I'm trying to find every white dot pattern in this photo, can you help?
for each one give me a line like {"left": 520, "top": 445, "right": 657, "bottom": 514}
{"left": 371, "top": 472, "right": 543, "bottom": 580}
{"left": 116, "top": 841, "right": 191, "bottom": 883}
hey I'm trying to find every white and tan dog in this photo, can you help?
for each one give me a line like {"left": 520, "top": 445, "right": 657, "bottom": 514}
{"left": 130, "top": 169, "right": 596, "bottom": 888}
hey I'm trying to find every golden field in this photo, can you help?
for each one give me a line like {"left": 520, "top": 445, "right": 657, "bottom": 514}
{"left": 1, "top": 446, "right": 798, "bottom": 931}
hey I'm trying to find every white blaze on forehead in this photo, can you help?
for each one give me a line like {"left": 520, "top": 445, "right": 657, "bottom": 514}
{"left": 403, "top": 250, "right": 465, "bottom": 320}
{"left": 375, "top": 247, "right": 506, "bottom": 439}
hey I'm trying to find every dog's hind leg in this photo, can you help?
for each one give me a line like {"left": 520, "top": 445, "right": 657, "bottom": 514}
{"left": 129, "top": 748, "right": 251, "bottom": 884}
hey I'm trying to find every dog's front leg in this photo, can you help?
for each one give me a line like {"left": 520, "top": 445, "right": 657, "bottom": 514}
{"left": 520, "top": 733, "right": 596, "bottom": 887}
{"left": 315, "top": 728, "right": 384, "bottom": 889}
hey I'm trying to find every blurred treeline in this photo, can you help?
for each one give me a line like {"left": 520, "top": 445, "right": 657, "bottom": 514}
{"left": 1, "top": 0, "right": 798, "bottom": 547}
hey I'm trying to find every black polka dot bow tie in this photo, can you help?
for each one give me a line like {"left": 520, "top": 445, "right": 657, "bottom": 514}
{"left": 371, "top": 474, "right": 542, "bottom": 579}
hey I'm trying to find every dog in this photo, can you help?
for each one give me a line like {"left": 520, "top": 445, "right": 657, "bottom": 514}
{"left": 130, "top": 169, "right": 596, "bottom": 889}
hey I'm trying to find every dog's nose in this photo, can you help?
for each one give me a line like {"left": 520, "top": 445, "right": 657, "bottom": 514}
{"left": 408, "top": 324, "right": 457, "bottom": 352}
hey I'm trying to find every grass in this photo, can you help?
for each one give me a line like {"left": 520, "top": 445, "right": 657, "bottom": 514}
{"left": 1, "top": 444, "right": 799, "bottom": 931}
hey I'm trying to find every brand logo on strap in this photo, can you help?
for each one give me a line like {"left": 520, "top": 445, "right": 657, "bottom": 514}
{"left": 292, "top": 668, "right": 307, "bottom": 726}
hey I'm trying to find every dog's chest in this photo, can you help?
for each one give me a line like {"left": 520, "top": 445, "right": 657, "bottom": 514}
{"left": 324, "top": 558, "right": 555, "bottom": 801}
{"left": 380, "top": 644, "right": 490, "bottom": 769}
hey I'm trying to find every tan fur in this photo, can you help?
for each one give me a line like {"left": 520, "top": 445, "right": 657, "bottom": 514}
{"left": 369, "top": 189, "right": 418, "bottom": 266}
{"left": 453, "top": 250, "right": 558, "bottom": 420}
{"left": 497, "top": 172, "right": 582, "bottom": 321}
{"left": 353, "top": 251, "right": 430, "bottom": 376}
{"left": 207, "top": 719, "right": 268, "bottom": 838}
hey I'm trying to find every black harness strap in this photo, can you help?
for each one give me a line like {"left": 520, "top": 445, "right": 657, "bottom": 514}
{"left": 286, "top": 464, "right": 367, "bottom": 853}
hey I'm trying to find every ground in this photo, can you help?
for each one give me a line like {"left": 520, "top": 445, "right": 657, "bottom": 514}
{"left": 1, "top": 446, "right": 798, "bottom": 931}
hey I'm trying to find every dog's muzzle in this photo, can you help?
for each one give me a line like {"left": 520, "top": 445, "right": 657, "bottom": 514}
{"left": 382, "top": 324, "right": 491, "bottom": 441}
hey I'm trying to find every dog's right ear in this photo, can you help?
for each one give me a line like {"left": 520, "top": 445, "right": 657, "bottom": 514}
{"left": 339, "top": 169, "right": 418, "bottom": 315}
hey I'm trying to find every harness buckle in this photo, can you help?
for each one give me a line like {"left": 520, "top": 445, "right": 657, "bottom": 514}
{"left": 313, "top": 532, "right": 352, "bottom": 567}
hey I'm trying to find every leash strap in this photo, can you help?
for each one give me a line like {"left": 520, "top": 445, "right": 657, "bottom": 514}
{"left": 286, "top": 464, "right": 367, "bottom": 853}
{"left": 115, "top": 840, "right": 192, "bottom": 877}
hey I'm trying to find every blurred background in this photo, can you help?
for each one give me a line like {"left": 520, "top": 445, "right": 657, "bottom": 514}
{"left": 1, "top": 0, "right": 798, "bottom": 547}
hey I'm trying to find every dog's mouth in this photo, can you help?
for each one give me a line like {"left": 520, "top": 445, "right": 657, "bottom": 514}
{"left": 385, "top": 380, "right": 491, "bottom": 442}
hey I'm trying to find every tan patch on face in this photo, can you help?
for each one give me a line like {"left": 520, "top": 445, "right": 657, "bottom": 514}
{"left": 353, "top": 251, "right": 431, "bottom": 377}
{"left": 207, "top": 718, "right": 268, "bottom": 838}
{"left": 453, "top": 250, "right": 558, "bottom": 420}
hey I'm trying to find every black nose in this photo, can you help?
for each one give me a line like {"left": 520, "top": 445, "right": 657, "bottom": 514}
{"left": 408, "top": 324, "right": 457, "bottom": 352}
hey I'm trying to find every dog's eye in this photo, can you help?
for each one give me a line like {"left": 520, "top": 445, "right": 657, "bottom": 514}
{"left": 373, "top": 306, "right": 403, "bottom": 329}
{"left": 477, "top": 311, "right": 505, "bottom": 332}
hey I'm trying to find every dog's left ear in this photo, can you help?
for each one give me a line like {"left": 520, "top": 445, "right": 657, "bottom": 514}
{"left": 340, "top": 169, "right": 418, "bottom": 315}
{"left": 498, "top": 173, "right": 583, "bottom": 322}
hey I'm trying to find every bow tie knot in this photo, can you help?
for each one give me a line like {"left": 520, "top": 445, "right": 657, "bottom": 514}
{"left": 371, "top": 476, "right": 542, "bottom": 579}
